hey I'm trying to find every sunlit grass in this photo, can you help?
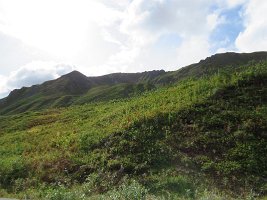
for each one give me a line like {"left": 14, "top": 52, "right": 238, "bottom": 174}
{"left": 0, "top": 62, "right": 267, "bottom": 199}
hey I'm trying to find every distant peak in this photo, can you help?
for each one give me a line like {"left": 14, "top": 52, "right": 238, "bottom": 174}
{"left": 61, "top": 70, "right": 87, "bottom": 79}
{"left": 66, "top": 70, "right": 85, "bottom": 76}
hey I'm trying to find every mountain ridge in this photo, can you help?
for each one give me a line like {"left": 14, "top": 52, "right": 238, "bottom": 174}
{"left": 1, "top": 51, "right": 267, "bottom": 115}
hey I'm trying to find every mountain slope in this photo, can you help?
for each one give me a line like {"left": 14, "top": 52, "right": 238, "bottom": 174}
{"left": 0, "top": 70, "right": 165, "bottom": 115}
{"left": 1, "top": 51, "right": 267, "bottom": 115}
{"left": 154, "top": 51, "right": 267, "bottom": 84}
{"left": 0, "top": 59, "right": 267, "bottom": 199}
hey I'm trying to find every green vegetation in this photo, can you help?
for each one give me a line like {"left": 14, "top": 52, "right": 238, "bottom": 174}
{"left": 0, "top": 54, "right": 267, "bottom": 199}
{"left": 1, "top": 52, "right": 267, "bottom": 115}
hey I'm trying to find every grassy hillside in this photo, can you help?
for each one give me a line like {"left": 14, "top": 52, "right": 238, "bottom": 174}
{"left": 0, "top": 61, "right": 267, "bottom": 199}
{"left": 1, "top": 52, "right": 267, "bottom": 115}
{"left": 0, "top": 70, "right": 165, "bottom": 115}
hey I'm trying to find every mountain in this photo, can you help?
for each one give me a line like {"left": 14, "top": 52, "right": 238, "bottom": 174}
{"left": 153, "top": 51, "right": 267, "bottom": 84}
{"left": 0, "top": 70, "right": 166, "bottom": 115}
{"left": 0, "top": 52, "right": 267, "bottom": 199}
{"left": 1, "top": 52, "right": 267, "bottom": 115}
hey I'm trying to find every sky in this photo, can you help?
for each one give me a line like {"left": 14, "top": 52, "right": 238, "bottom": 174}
{"left": 0, "top": 0, "right": 267, "bottom": 98}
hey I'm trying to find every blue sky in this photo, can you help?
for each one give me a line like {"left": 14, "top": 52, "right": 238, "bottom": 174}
{"left": 210, "top": 5, "right": 245, "bottom": 52}
{"left": 0, "top": 0, "right": 267, "bottom": 97}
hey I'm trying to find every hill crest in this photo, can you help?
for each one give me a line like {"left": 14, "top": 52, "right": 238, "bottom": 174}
{"left": 1, "top": 51, "right": 267, "bottom": 115}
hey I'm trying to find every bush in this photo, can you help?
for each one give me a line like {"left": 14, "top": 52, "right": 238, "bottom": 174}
{"left": 45, "top": 186, "right": 85, "bottom": 200}
{"left": 79, "top": 132, "right": 101, "bottom": 152}
{"left": 103, "top": 180, "right": 148, "bottom": 200}
{"left": 0, "top": 157, "right": 28, "bottom": 188}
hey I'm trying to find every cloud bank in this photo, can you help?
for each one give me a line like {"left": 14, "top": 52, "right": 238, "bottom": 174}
{"left": 0, "top": 62, "right": 73, "bottom": 98}
{"left": 235, "top": 0, "right": 267, "bottom": 52}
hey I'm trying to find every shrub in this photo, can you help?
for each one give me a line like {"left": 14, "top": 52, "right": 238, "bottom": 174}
{"left": 103, "top": 180, "right": 148, "bottom": 200}
{"left": 0, "top": 157, "right": 28, "bottom": 188}
{"left": 45, "top": 186, "right": 85, "bottom": 200}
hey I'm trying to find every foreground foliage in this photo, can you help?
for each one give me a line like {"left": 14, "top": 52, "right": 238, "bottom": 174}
{"left": 0, "top": 61, "right": 267, "bottom": 199}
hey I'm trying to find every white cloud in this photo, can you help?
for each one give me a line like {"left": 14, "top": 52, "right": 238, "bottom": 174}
{"left": 0, "top": 0, "right": 260, "bottom": 92}
{"left": 61, "top": 0, "right": 224, "bottom": 74}
{"left": 225, "top": 0, "right": 248, "bottom": 8}
{"left": 0, "top": 74, "right": 8, "bottom": 97}
{"left": 235, "top": 0, "right": 267, "bottom": 52}
{"left": 106, "top": 0, "right": 222, "bottom": 71}
{"left": 175, "top": 36, "right": 211, "bottom": 68}
{"left": 0, "top": 0, "right": 122, "bottom": 61}
{"left": 0, "top": 61, "right": 74, "bottom": 98}
{"left": 121, "top": 0, "right": 217, "bottom": 41}
{"left": 0, "top": 31, "right": 57, "bottom": 74}
{"left": 0, "top": 0, "right": 231, "bottom": 75}
{"left": 100, "top": 0, "right": 131, "bottom": 9}
{"left": 214, "top": 0, "right": 248, "bottom": 10}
